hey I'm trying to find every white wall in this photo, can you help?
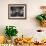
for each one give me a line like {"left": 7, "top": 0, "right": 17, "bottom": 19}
{"left": 0, "top": 0, "right": 46, "bottom": 40}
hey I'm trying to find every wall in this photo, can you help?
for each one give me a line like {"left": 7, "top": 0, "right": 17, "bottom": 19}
{"left": 0, "top": 0, "right": 46, "bottom": 41}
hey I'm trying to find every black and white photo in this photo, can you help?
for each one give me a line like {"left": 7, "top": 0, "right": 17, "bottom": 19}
{"left": 8, "top": 4, "right": 26, "bottom": 19}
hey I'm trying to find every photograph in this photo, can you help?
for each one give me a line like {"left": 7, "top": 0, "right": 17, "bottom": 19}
{"left": 8, "top": 4, "right": 26, "bottom": 19}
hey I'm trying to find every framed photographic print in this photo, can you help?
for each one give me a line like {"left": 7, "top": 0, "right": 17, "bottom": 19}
{"left": 8, "top": 4, "right": 26, "bottom": 19}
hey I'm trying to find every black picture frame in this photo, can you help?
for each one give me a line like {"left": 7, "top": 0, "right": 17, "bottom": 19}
{"left": 8, "top": 4, "right": 26, "bottom": 19}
